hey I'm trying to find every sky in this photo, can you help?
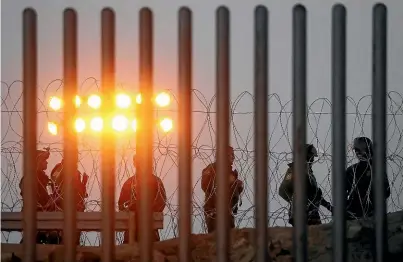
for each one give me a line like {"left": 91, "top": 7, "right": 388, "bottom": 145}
{"left": 2, "top": 0, "right": 403, "bottom": 245}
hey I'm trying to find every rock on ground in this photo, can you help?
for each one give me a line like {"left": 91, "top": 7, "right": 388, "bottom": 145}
{"left": 2, "top": 210, "right": 403, "bottom": 261}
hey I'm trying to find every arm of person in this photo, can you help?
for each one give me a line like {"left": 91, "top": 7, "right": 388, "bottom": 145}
{"left": 279, "top": 170, "right": 293, "bottom": 203}
{"left": 201, "top": 165, "right": 216, "bottom": 193}
{"left": 118, "top": 179, "right": 132, "bottom": 211}
{"left": 153, "top": 177, "right": 167, "bottom": 212}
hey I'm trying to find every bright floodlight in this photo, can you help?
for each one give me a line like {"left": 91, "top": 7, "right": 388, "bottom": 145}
{"left": 131, "top": 119, "right": 137, "bottom": 132}
{"left": 48, "top": 122, "right": 58, "bottom": 135}
{"left": 159, "top": 118, "right": 173, "bottom": 132}
{"left": 135, "top": 94, "right": 142, "bottom": 104}
{"left": 75, "top": 118, "right": 86, "bottom": 133}
{"left": 49, "top": 96, "right": 62, "bottom": 110}
{"left": 155, "top": 92, "right": 170, "bottom": 107}
{"left": 112, "top": 115, "right": 129, "bottom": 132}
{"left": 87, "top": 94, "right": 101, "bottom": 109}
{"left": 90, "top": 117, "right": 103, "bottom": 132}
{"left": 75, "top": 95, "right": 82, "bottom": 108}
{"left": 116, "top": 93, "right": 132, "bottom": 109}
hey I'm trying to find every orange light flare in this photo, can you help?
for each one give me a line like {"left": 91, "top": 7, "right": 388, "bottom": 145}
{"left": 155, "top": 92, "right": 171, "bottom": 107}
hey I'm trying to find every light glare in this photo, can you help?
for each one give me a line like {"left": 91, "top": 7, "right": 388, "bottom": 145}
{"left": 160, "top": 118, "right": 173, "bottom": 132}
{"left": 88, "top": 94, "right": 101, "bottom": 109}
{"left": 135, "top": 94, "right": 142, "bottom": 104}
{"left": 116, "top": 93, "right": 132, "bottom": 108}
{"left": 48, "top": 122, "right": 58, "bottom": 135}
{"left": 49, "top": 96, "right": 62, "bottom": 110}
{"left": 131, "top": 119, "right": 137, "bottom": 132}
{"left": 155, "top": 92, "right": 171, "bottom": 107}
{"left": 75, "top": 95, "right": 82, "bottom": 108}
{"left": 75, "top": 118, "right": 86, "bottom": 133}
{"left": 90, "top": 117, "right": 103, "bottom": 132}
{"left": 112, "top": 115, "right": 129, "bottom": 132}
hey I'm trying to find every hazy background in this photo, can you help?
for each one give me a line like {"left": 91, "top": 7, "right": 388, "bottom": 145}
{"left": 2, "top": 0, "right": 403, "bottom": 245}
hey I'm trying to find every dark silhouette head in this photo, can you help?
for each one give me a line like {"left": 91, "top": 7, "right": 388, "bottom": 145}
{"left": 353, "top": 137, "right": 373, "bottom": 161}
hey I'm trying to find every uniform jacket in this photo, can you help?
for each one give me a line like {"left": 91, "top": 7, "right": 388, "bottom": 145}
{"left": 118, "top": 174, "right": 167, "bottom": 213}
{"left": 19, "top": 171, "right": 53, "bottom": 211}
{"left": 279, "top": 162, "right": 324, "bottom": 221}
{"left": 201, "top": 162, "right": 244, "bottom": 214}
{"left": 346, "top": 160, "right": 391, "bottom": 219}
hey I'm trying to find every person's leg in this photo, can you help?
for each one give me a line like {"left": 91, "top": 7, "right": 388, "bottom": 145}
{"left": 122, "top": 230, "right": 129, "bottom": 244}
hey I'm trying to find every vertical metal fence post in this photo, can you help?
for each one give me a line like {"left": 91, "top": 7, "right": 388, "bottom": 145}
{"left": 331, "top": 4, "right": 347, "bottom": 262}
{"left": 22, "top": 8, "right": 38, "bottom": 262}
{"left": 101, "top": 8, "right": 116, "bottom": 261}
{"left": 292, "top": 4, "right": 308, "bottom": 262}
{"left": 372, "top": 3, "right": 388, "bottom": 262}
{"left": 178, "top": 6, "right": 193, "bottom": 262}
{"left": 216, "top": 5, "right": 231, "bottom": 261}
{"left": 254, "top": 5, "right": 269, "bottom": 262}
{"left": 63, "top": 8, "right": 78, "bottom": 262}
{"left": 138, "top": 7, "right": 154, "bottom": 262}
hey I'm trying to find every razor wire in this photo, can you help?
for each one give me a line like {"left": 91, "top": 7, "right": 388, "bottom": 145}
{"left": 2, "top": 77, "right": 403, "bottom": 245}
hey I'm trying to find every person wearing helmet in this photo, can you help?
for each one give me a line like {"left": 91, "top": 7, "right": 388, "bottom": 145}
{"left": 279, "top": 144, "right": 333, "bottom": 226}
{"left": 201, "top": 146, "right": 244, "bottom": 233}
{"left": 19, "top": 147, "right": 54, "bottom": 244}
{"left": 345, "top": 137, "right": 391, "bottom": 220}
{"left": 48, "top": 159, "right": 89, "bottom": 245}
{"left": 118, "top": 155, "right": 167, "bottom": 243}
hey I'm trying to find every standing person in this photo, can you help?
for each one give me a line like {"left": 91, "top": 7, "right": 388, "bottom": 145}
{"left": 201, "top": 146, "right": 244, "bottom": 233}
{"left": 49, "top": 159, "right": 89, "bottom": 245}
{"left": 19, "top": 147, "right": 54, "bottom": 244}
{"left": 279, "top": 144, "right": 333, "bottom": 226}
{"left": 345, "top": 137, "right": 391, "bottom": 220}
{"left": 118, "top": 155, "right": 167, "bottom": 243}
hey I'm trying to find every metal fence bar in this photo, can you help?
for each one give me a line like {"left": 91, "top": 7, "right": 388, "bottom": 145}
{"left": 216, "top": 5, "right": 231, "bottom": 261}
{"left": 138, "top": 7, "right": 154, "bottom": 262}
{"left": 292, "top": 4, "right": 308, "bottom": 262}
{"left": 372, "top": 3, "right": 388, "bottom": 262}
{"left": 63, "top": 8, "right": 78, "bottom": 262}
{"left": 22, "top": 8, "right": 38, "bottom": 262}
{"left": 178, "top": 7, "right": 193, "bottom": 262}
{"left": 331, "top": 4, "right": 347, "bottom": 262}
{"left": 254, "top": 5, "right": 269, "bottom": 262}
{"left": 100, "top": 8, "right": 116, "bottom": 261}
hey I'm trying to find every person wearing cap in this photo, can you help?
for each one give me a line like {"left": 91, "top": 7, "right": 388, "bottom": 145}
{"left": 49, "top": 159, "right": 89, "bottom": 245}
{"left": 345, "top": 137, "right": 391, "bottom": 220}
{"left": 201, "top": 146, "right": 244, "bottom": 233}
{"left": 279, "top": 144, "right": 333, "bottom": 226}
{"left": 118, "top": 155, "right": 167, "bottom": 243}
{"left": 19, "top": 147, "right": 54, "bottom": 244}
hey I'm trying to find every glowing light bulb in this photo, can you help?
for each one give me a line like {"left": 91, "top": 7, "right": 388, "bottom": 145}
{"left": 112, "top": 115, "right": 129, "bottom": 132}
{"left": 47, "top": 122, "right": 58, "bottom": 135}
{"left": 90, "top": 117, "right": 103, "bottom": 132}
{"left": 116, "top": 93, "right": 132, "bottom": 109}
{"left": 87, "top": 94, "right": 101, "bottom": 109}
{"left": 159, "top": 118, "right": 173, "bottom": 133}
{"left": 155, "top": 92, "right": 171, "bottom": 107}
{"left": 135, "top": 94, "right": 142, "bottom": 104}
{"left": 75, "top": 118, "right": 86, "bottom": 133}
{"left": 75, "top": 95, "right": 82, "bottom": 108}
{"left": 49, "top": 96, "right": 62, "bottom": 110}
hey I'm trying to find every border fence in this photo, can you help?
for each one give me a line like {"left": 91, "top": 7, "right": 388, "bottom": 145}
{"left": 0, "top": 3, "right": 398, "bottom": 262}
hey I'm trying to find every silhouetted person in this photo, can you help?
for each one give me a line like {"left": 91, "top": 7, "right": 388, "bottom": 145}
{"left": 49, "top": 159, "right": 89, "bottom": 245}
{"left": 118, "top": 155, "right": 167, "bottom": 243}
{"left": 279, "top": 144, "right": 332, "bottom": 226}
{"left": 201, "top": 146, "right": 244, "bottom": 233}
{"left": 19, "top": 147, "right": 55, "bottom": 244}
{"left": 345, "top": 137, "right": 391, "bottom": 220}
